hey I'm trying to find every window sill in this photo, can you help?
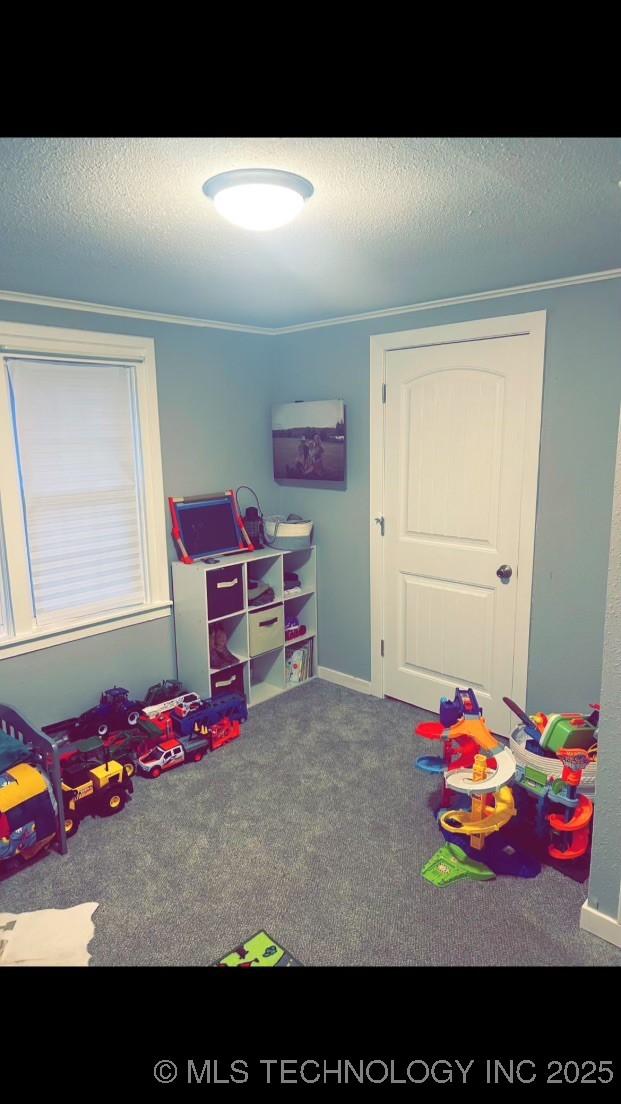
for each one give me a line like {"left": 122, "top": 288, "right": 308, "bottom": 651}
{"left": 0, "top": 601, "right": 172, "bottom": 660}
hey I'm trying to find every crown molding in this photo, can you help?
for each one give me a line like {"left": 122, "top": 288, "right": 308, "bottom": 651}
{"left": 0, "top": 289, "right": 275, "bottom": 335}
{"left": 1, "top": 267, "right": 619, "bottom": 337}
{"left": 274, "top": 268, "right": 621, "bottom": 334}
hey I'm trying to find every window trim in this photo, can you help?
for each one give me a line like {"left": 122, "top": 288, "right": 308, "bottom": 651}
{"left": 0, "top": 320, "right": 171, "bottom": 659}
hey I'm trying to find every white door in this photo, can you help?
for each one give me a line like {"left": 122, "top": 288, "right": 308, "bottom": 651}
{"left": 375, "top": 313, "right": 545, "bottom": 735}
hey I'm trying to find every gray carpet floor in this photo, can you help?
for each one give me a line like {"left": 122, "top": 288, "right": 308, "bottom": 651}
{"left": 1, "top": 680, "right": 620, "bottom": 966}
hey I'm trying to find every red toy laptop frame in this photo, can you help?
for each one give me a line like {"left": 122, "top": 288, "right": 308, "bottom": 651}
{"left": 169, "top": 491, "right": 254, "bottom": 563}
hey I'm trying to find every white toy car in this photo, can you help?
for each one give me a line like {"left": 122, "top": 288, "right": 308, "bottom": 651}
{"left": 138, "top": 739, "right": 185, "bottom": 777}
{"left": 142, "top": 691, "right": 201, "bottom": 719}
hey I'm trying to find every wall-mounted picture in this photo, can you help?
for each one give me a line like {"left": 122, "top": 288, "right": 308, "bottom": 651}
{"left": 272, "top": 399, "right": 346, "bottom": 483}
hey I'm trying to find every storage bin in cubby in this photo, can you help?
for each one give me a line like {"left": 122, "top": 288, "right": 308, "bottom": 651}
{"left": 207, "top": 564, "right": 244, "bottom": 619}
{"left": 210, "top": 663, "right": 245, "bottom": 699}
{"left": 248, "top": 603, "right": 284, "bottom": 656}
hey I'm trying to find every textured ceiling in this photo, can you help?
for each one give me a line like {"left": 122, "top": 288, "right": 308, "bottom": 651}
{"left": 0, "top": 136, "right": 619, "bottom": 328}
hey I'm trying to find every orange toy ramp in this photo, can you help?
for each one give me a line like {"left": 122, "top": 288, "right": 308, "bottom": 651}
{"left": 547, "top": 794, "right": 593, "bottom": 860}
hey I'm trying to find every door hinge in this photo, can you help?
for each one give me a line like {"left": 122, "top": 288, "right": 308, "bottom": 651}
{"left": 380, "top": 639, "right": 384, "bottom": 657}
{"left": 382, "top": 382, "right": 386, "bottom": 403}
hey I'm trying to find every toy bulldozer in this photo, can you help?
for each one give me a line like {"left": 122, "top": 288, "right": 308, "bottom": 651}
{"left": 62, "top": 755, "right": 133, "bottom": 838}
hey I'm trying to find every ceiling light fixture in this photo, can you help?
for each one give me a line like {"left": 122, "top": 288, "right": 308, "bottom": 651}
{"left": 202, "top": 168, "right": 314, "bottom": 231}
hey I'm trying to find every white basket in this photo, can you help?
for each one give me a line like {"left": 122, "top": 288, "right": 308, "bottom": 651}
{"left": 509, "top": 726, "right": 597, "bottom": 797}
{"left": 264, "top": 516, "right": 313, "bottom": 549}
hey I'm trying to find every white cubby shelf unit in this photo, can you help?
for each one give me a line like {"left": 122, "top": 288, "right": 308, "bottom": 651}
{"left": 171, "top": 546, "right": 317, "bottom": 707}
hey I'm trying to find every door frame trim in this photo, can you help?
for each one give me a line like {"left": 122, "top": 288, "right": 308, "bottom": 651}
{"left": 369, "top": 310, "right": 547, "bottom": 703}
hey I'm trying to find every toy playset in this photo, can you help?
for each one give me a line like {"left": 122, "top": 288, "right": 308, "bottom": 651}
{"left": 415, "top": 687, "right": 599, "bottom": 885}
{"left": 211, "top": 930, "right": 303, "bottom": 967}
{"left": 1, "top": 680, "right": 248, "bottom": 875}
{"left": 505, "top": 696, "right": 598, "bottom": 798}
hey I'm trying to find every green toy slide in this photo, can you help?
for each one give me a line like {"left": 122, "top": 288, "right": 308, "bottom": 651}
{"left": 421, "top": 843, "right": 495, "bottom": 886}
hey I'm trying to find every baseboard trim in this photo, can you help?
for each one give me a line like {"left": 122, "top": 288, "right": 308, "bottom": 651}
{"left": 318, "top": 666, "right": 372, "bottom": 695}
{"left": 580, "top": 900, "right": 621, "bottom": 949}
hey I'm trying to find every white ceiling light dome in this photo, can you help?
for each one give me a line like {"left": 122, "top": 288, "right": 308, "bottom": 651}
{"left": 202, "top": 168, "right": 314, "bottom": 231}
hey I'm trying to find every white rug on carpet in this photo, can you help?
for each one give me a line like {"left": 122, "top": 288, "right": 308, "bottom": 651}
{"left": 0, "top": 902, "right": 99, "bottom": 966}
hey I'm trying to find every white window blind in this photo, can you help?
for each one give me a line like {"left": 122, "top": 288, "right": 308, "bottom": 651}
{"left": 7, "top": 358, "right": 148, "bottom": 628}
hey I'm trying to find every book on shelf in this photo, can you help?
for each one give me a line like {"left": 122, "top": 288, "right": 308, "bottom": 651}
{"left": 286, "top": 637, "right": 313, "bottom": 684}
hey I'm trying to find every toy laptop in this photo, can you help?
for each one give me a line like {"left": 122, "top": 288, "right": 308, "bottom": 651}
{"left": 211, "top": 930, "right": 302, "bottom": 967}
{"left": 169, "top": 491, "right": 254, "bottom": 563}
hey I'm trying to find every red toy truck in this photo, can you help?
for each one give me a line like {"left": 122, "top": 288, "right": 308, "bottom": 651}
{"left": 138, "top": 731, "right": 210, "bottom": 777}
{"left": 207, "top": 718, "right": 241, "bottom": 751}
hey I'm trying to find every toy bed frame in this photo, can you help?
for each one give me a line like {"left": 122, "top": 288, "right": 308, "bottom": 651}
{"left": 0, "top": 702, "right": 68, "bottom": 855}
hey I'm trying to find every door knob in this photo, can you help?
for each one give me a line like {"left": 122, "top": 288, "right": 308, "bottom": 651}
{"left": 496, "top": 564, "right": 513, "bottom": 581}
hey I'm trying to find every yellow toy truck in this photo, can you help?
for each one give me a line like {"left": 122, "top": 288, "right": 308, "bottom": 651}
{"left": 61, "top": 756, "right": 134, "bottom": 837}
{"left": 1, "top": 703, "right": 133, "bottom": 866}
{"left": 0, "top": 761, "right": 59, "bottom": 863}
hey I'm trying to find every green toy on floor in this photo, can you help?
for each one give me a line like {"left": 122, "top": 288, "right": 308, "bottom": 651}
{"left": 421, "top": 843, "right": 495, "bottom": 886}
{"left": 211, "top": 930, "right": 303, "bottom": 966}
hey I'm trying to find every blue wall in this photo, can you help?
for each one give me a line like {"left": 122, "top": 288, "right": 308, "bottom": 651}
{"left": 587, "top": 409, "right": 621, "bottom": 922}
{"left": 274, "top": 279, "right": 621, "bottom": 711}
{"left": 0, "top": 302, "right": 278, "bottom": 727}
{"left": 1, "top": 278, "right": 619, "bottom": 726}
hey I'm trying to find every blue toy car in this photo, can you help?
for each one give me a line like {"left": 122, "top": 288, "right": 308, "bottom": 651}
{"left": 70, "top": 687, "right": 144, "bottom": 740}
{"left": 439, "top": 687, "right": 482, "bottom": 728}
{"left": 171, "top": 692, "right": 248, "bottom": 736}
